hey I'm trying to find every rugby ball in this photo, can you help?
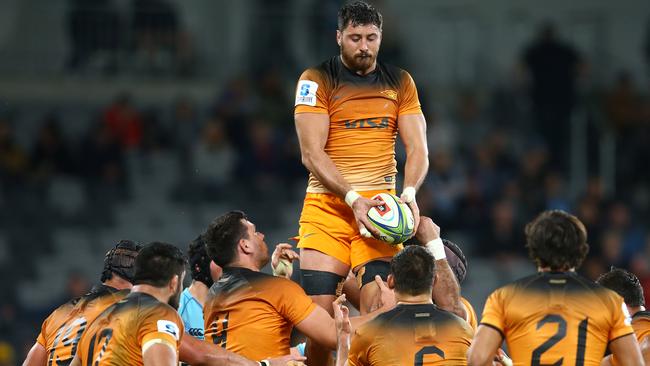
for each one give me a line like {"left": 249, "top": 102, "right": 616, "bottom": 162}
{"left": 367, "top": 193, "right": 415, "bottom": 245}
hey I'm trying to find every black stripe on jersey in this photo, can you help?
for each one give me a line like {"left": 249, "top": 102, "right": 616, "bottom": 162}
{"left": 210, "top": 266, "right": 272, "bottom": 296}
{"left": 510, "top": 271, "right": 604, "bottom": 293}
{"left": 633, "top": 310, "right": 650, "bottom": 320}
{"left": 311, "top": 56, "right": 406, "bottom": 91}
{"left": 479, "top": 322, "right": 505, "bottom": 339}
{"left": 371, "top": 303, "right": 465, "bottom": 329}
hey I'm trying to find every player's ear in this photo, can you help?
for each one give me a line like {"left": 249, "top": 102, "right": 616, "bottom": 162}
{"left": 336, "top": 30, "right": 342, "bottom": 47}
{"left": 239, "top": 238, "right": 252, "bottom": 255}
{"left": 387, "top": 274, "right": 395, "bottom": 290}
{"left": 169, "top": 274, "right": 179, "bottom": 292}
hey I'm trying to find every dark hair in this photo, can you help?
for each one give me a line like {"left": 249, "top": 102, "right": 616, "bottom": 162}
{"left": 101, "top": 240, "right": 141, "bottom": 283}
{"left": 203, "top": 211, "right": 249, "bottom": 267}
{"left": 338, "top": 1, "right": 382, "bottom": 31}
{"left": 390, "top": 246, "right": 435, "bottom": 296}
{"left": 597, "top": 267, "right": 645, "bottom": 307}
{"left": 443, "top": 239, "right": 468, "bottom": 284}
{"left": 133, "top": 242, "right": 187, "bottom": 287}
{"left": 188, "top": 235, "right": 214, "bottom": 287}
{"left": 525, "top": 210, "right": 589, "bottom": 271}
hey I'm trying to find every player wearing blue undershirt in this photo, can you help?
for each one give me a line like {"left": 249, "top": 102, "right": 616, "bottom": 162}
{"left": 179, "top": 235, "right": 222, "bottom": 342}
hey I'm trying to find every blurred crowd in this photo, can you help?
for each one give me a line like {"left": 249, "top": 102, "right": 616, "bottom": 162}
{"left": 1, "top": 6, "right": 650, "bottom": 362}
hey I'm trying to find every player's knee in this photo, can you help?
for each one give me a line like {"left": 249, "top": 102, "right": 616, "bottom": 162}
{"left": 356, "top": 260, "right": 390, "bottom": 288}
{"left": 300, "top": 269, "right": 346, "bottom": 296}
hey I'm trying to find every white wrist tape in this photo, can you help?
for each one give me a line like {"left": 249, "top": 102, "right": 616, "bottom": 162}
{"left": 345, "top": 190, "right": 361, "bottom": 207}
{"left": 426, "top": 238, "right": 446, "bottom": 260}
{"left": 359, "top": 226, "right": 372, "bottom": 238}
{"left": 401, "top": 186, "right": 416, "bottom": 203}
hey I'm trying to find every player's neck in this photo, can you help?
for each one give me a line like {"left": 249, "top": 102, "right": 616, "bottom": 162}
{"left": 630, "top": 305, "right": 645, "bottom": 316}
{"left": 339, "top": 55, "right": 377, "bottom": 76}
{"left": 188, "top": 280, "right": 209, "bottom": 307}
{"left": 228, "top": 259, "right": 261, "bottom": 272}
{"left": 395, "top": 292, "right": 433, "bottom": 305}
{"left": 131, "top": 284, "right": 171, "bottom": 304}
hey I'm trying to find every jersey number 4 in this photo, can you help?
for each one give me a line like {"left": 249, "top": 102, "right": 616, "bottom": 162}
{"left": 532, "top": 314, "right": 588, "bottom": 366}
{"left": 209, "top": 312, "right": 229, "bottom": 348}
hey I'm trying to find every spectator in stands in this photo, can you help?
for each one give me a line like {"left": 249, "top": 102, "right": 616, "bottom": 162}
{"left": 103, "top": 94, "right": 143, "bottom": 150}
{"left": 190, "top": 117, "right": 234, "bottom": 200}
{"left": 522, "top": 22, "right": 583, "bottom": 172}
{"left": 140, "top": 109, "right": 170, "bottom": 153}
{"left": 32, "top": 115, "right": 75, "bottom": 179}
{"left": 170, "top": 97, "right": 199, "bottom": 168}
{"left": 0, "top": 118, "right": 29, "bottom": 205}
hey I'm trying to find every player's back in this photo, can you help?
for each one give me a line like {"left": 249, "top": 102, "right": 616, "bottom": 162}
{"left": 37, "top": 285, "right": 129, "bottom": 366}
{"left": 204, "top": 267, "right": 316, "bottom": 360}
{"left": 632, "top": 310, "right": 650, "bottom": 343}
{"left": 460, "top": 296, "right": 478, "bottom": 331}
{"left": 481, "top": 272, "right": 634, "bottom": 366}
{"left": 76, "top": 291, "right": 183, "bottom": 365}
{"left": 348, "top": 303, "right": 473, "bottom": 365}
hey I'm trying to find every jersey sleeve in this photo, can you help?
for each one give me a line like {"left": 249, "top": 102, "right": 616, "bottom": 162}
{"left": 272, "top": 278, "right": 317, "bottom": 325}
{"left": 607, "top": 293, "right": 635, "bottom": 342}
{"left": 138, "top": 306, "right": 185, "bottom": 353}
{"left": 294, "top": 69, "right": 329, "bottom": 114}
{"left": 398, "top": 71, "right": 422, "bottom": 116}
{"left": 479, "top": 288, "right": 506, "bottom": 337}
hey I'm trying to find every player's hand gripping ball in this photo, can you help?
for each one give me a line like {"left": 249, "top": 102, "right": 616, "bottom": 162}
{"left": 366, "top": 193, "right": 415, "bottom": 245}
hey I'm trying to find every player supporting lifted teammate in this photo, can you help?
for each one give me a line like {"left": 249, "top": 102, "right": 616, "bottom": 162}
{"left": 202, "top": 211, "right": 393, "bottom": 363}
{"left": 294, "top": 2, "right": 429, "bottom": 362}
{"left": 334, "top": 245, "right": 473, "bottom": 365}
{"left": 23, "top": 240, "right": 140, "bottom": 366}
{"left": 597, "top": 267, "right": 650, "bottom": 365}
{"left": 71, "top": 242, "right": 187, "bottom": 366}
{"left": 179, "top": 235, "right": 223, "bottom": 341}
{"left": 468, "top": 210, "right": 644, "bottom": 366}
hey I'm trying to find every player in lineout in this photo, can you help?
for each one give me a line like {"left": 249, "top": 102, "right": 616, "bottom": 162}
{"left": 201, "top": 211, "right": 394, "bottom": 363}
{"left": 71, "top": 242, "right": 187, "bottom": 366}
{"left": 468, "top": 210, "right": 644, "bottom": 366}
{"left": 294, "top": 2, "right": 429, "bottom": 363}
{"left": 334, "top": 245, "right": 473, "bottom": 365}
{"left": 23, "top": 240, "right": 140, "bottom": 366}
{"left": 597, "top": 267, "right": 650, "bottom": 365}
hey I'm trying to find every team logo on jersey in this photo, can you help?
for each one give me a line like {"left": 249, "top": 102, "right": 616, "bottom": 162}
{"left": 295, "top": 80, "right": 319, "bottom": 106}
{"left": 380, "top": 89, "right": 398, "bottom": 100}
{"left": 157, "top": 320, "right": 180, "bottom": 340}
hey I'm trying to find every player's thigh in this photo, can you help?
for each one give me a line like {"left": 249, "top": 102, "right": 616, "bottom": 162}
{"left": 354, "top": 257, "right": 392, "bottom": 314}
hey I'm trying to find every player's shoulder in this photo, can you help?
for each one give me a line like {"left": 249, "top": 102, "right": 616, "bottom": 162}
{"left": 377, "top": 60, "right": 412, "bottom": 85}
{"left": 212, "top": 267, "right": 295, "bottom": 294}
{"left": 300, "top": 56, "right": 339, "bottom": 83}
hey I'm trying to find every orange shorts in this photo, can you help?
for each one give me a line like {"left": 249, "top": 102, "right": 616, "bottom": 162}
{"left": 297, "top": 189, "right": 402, "bottom": 269}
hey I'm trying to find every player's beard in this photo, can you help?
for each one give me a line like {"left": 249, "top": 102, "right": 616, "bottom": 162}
{"left": 168, "top": 280, "right": 183, "bottom": 310}
{"left": 340, "top": 44, "right": 377, "bottom": 74}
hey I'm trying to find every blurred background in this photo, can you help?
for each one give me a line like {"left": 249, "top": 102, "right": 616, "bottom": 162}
{"left": 0, "top": 0, "right": 649, "bottom": 362}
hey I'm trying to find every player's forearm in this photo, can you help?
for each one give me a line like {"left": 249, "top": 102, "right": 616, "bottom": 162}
{"left": 335, "top": 335, "right": 350, "bottom": 366}
{"left": 301, "top": 149, "right": 352, "bottom": 198}
{"left": 402, "top": 144, "right": 428, "bottom": 190}
{"left": 179, "top": 335, "right": 256, "bottom": 366}
{"left": 432, "top": 259, "right": 465, "bottom": 319}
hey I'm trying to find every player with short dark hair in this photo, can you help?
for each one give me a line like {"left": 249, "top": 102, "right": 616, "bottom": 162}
{"left": 294, "top": 4, "right": 431, "bottom": 363}
{"left": 202, "top": 211, "right": 394, "bottom": 363}
{"left": 597, "top": 267, "right": 650, "bottom": 365}
{"left": 71, "top": 241, "right": 187, "bottom": 366}
{"left": 23, "top": 240, "right": 140, "bottom": 366}
{"left": 468, "top": 210, "right": 644, "bottom": 366}
{"left": 334, "top": 245, "right": 473, "bottom": 365}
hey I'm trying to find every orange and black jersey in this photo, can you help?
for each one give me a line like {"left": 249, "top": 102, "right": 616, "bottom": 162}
{"left": 36, "top": 284, "right": 129, "bottom": 366}
{"left": 294, "top": 56, "right": 422, "bottom": 193}
{"left": 204, "top": 267, "right": 316, "bottom": 360}
{"left": 632, "top": 310, "right": 650, "bottom": 343}
{"left": 481, "top": 272, "right": 634, "bottom": 366}
{"left": 76, "top": 291, "right": 183, "bottom": 366}
{"left": 348, "top": 303, "right": 473, "bottom": 365}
